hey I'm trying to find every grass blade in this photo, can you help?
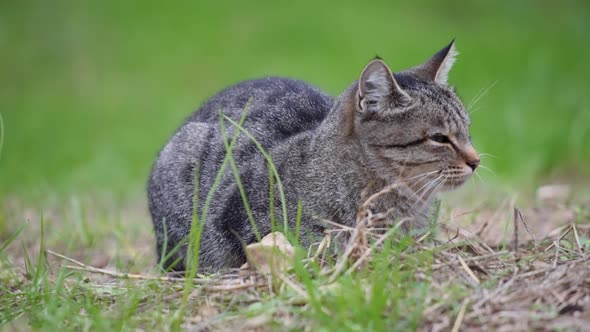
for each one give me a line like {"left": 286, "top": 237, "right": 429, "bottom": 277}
{"left": 0, "top": 224, "right": 26, "bottom": 254}
{"left": 33, "top": 216, "right": 46, "bottom": 288}
{"left": 218, "top": 111, "right": 261, "bottom": 241}
{"left": 199, "top": 102, "right": 251, "bottom": 225}
{"left": 295, "top": 199, "right": 303, "bottom": 244}
{"left": 269, "top": 164, "right": 276, "bottom": 232}
{"left": 222, "top": 115, "right": 289, "bottom": 234}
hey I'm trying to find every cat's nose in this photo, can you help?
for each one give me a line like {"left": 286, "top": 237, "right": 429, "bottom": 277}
{"left": 462, "top": 145, "right": 480, "bottom": 171}
{"left": 466, "top": 158, "right": 480, "bottom": 171}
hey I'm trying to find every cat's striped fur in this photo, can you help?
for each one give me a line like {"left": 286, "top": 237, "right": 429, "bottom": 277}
{"left": 148, "top": 41, "right": 479, "bottom": 272}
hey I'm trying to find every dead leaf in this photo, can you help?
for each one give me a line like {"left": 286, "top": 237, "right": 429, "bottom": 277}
{"left": 245, "top": 232, "right": 295, "bottom": 276}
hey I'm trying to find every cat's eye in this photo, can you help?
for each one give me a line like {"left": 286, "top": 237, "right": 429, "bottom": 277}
{"left": 430, "top": 133, "right": 450, "bottom": 144}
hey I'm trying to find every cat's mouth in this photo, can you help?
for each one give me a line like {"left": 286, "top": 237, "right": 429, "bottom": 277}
{"left": 404, "top": 167, "right": 471, "bottom": 197}
{"left": 440, "top": 166, "right": 473, "bottom": 190}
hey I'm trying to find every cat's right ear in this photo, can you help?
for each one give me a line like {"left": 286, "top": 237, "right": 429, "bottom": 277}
{"left": 357, "top": 59, "right": 412, "bottom": 114}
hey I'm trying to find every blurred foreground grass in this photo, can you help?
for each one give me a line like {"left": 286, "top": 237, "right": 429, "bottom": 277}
{"left": 1, "top": 1, "right": 590, "bottom": 200}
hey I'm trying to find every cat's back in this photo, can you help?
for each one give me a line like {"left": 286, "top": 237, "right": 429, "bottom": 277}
{"left": 189, "top": 77, "right": 334, "bottom": 141}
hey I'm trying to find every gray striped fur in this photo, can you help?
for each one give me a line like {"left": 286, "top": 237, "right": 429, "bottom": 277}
{"left": 148, "top": 41, "right": 479, "bottom": 272}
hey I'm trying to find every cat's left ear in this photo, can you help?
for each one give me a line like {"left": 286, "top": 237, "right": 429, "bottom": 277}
{"left": 357, "top": 59, "right": 412, "bottom": 113}
{"left": 408, "top": 40, "right": 458, "bottom": 85}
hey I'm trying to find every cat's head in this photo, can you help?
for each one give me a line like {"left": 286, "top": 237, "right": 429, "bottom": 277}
{"left": 344, "top": 41, "right": 479, "bottom": 194}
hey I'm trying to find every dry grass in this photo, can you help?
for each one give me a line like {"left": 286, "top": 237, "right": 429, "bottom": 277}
{"left": 425, "top": 224, "right": 589, "bottom": 331}
{"left": 2, "top": 187, "right": 589, "bottom": 331}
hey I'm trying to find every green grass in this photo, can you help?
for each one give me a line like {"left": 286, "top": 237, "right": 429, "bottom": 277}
{"left": 1, "top": 0, "right": 590, "bottom": 330}
{"left": 0, "top": 205, "right": 438, "bottom": 331}
{"left": 2, "top": 194, "right": 586, "bottom": 330}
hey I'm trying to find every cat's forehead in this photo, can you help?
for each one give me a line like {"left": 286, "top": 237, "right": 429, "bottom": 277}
{"left": 395, "top": 74, "right": 470, "bottom": 130}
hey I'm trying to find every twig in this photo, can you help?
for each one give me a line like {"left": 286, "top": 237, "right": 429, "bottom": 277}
{"left": 473, "top": 267, "right": 518, "bottom": 309}
{"left": 451, "top": 298, "right": 469, "bottom": 332}
{"left": 512, "top": 207, "right": 519, "bottom": 253}
{"left": 279, "top": 275, "right": 308, "bottom": 299}
{"left": 431, "top": 250, "right": 510, "bottom": 269}
{"left": 311, "top": 233, "right": 331, "bottom": 263}
{"left": 327, "top": 225, "right": 364, "bottom": 282}
{"left": 64, "top": 265, "right": 195, "bottom": 283}
{"left": 516, "top": 208, "right": 536, "bottom": 245}
{"left": 204, "top": 282, "right": 266, "bottom": 292}
{"left": 64, "top": 265, "right": 265, "bottom": 291}
{"left": 572, "top": 224, "right": 584, "bottom": 254}
{"left": 344, "top": 218, "right": 408, "bottom": 275}
{"left": 439, "top": 221, "right": 504, "bottom": 261}
{"left": 361, "top": 183, "right": 402, "bottom": 210}
{"left": 48, "top": 249, "right": 224, "bottom": 284}
{"left": 553, "top": 240, "right": 560, "bottom": 267}
{"left": 312, "top": 216, "right": 354, "bottom": 231}
{"left": 46, "top": 249, "right": 86, "bottom": 267}
{"left": 515, "top": 258, "right": 585, "bottom": 280}
{"left": 544, "top": 225, "right": 573, "bottom": 252}
{"left": 458, "top": 255, "right": 480, "bottom": 285}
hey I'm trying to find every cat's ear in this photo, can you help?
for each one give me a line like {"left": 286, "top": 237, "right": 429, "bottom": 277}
{"left": 357, "top": 59, "right": 412, "bottom": 113}
{"left": 409, "top": 40, "right": 458, "bottom": 85}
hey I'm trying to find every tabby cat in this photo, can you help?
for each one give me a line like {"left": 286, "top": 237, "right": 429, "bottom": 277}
{"left": 148, "top": 41, "right": 479, "bottom": 272}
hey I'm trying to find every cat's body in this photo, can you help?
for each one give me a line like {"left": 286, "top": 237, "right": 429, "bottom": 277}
{"left": 148, "top": 41, "right": 480, "bottom": 272}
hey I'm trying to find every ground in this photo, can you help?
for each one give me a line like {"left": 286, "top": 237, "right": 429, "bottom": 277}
{"left": 1, "top": 184, "right": 588, "bottom": 331}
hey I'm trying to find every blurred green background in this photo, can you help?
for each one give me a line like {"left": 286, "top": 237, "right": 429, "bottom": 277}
{"left": 1, "top": 0, "right": 589, "bottom": 200}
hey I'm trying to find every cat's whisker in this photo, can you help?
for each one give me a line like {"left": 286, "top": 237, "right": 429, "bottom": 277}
{"left": 411, "top": 173, "right": 445, "bottom": 210}
{"left": 353, "top": 170, "right": 440, "bottom": 224}
{"left": 413, "top": 174, "right": 443, "bottom": 200}
{"left": 398, "top": 170, "right": 438, "bottom": 188}
{"left": 419, "top": 173, "right": 448, "bottom": 207}
{"left": 466, "top": 80, "right": 498, "bottom": 113}
{"left": 474, "top": 169, "right": 485, "bottom": 185}
{"left": 478, "top": 164, "right": 496, "bottom": 177}
{"left": 358, "top": 170, "right": 442, "bottom": 215}
{"left": 411, "top": 178, "right": 443, "bottom": 212}
{"left": 404, "top": 170, "right": 439, "bottom": 181}
{"left": 405, "top": 171, "right": 440, "bottom": 189}
{"left": 408, "top": 180, "right": 435, "bottom": 208}
{"left": 478, "top": 152, "right": 497, "bottom": 159}
{"left": 430, "top": 174, "right": 448, "bottom": 197}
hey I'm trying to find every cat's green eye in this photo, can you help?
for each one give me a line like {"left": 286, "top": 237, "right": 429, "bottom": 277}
{"left": 430, "top": 133, "right": 450, "bottom": 144}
